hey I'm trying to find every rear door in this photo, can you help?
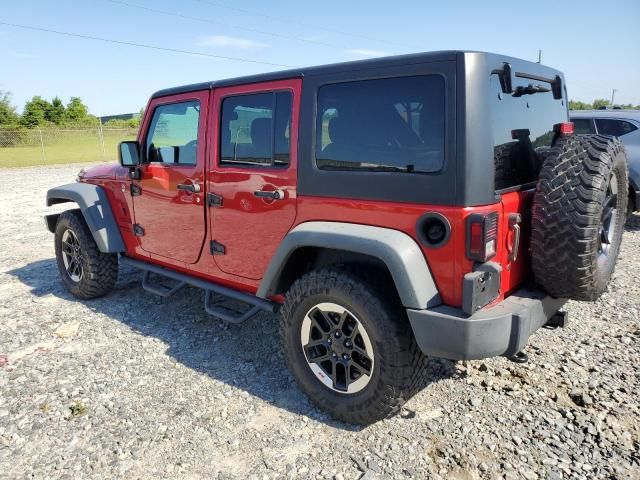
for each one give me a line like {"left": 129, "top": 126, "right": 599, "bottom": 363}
{"left": 208, "top": 79, "right": 300, "bottom": 280}
{"left": 132, "top": 91, "right": 209, "bottom": 264}
{"left": 489, "top": 71, "right": 568, "bottom": 295}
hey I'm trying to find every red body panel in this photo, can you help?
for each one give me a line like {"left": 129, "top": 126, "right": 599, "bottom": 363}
{"left": 498, "top": 190, "right": 534, "bottom": 296}
{"left": 294, "top": 196, "right": 503, "bottom": 307}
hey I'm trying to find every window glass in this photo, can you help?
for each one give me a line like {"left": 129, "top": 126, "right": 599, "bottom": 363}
{"left": 572, "top": 118, "right": 594, "bottom": 134}
{"left": 595, "top": 119, "right": 638, "bottom": 137}
{"left": 316, "top": 76, "right": 445, "bottom": 173}
{"left": 220, "top": 91, "right": 292, "bottom": 167}
{"left": 490, "top": 74, "right": 568, "bottom": 190}
{"left": 146, "top": 101, "right": 200, "bottom": 165}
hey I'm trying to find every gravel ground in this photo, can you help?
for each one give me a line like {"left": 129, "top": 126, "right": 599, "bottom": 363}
{"left": 0, "top": 163, "right": 639, "bottom": 480}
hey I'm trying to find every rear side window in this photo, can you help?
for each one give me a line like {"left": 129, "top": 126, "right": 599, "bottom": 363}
{"left": 316, "top": 75, "right": 445, "bottom": 173}
{"left": 490, "top": 74, "right": 568, "bottom": 190}
{"left": 572, "top": 118, "right": 594, "bottom": 134}
{"left": 146, "top": 101, "right": 200, "bottom": 165}
{"left": 220, "top": 91, "right": 292, "bottom": 167}
{"left": 595, "top": 119, "right": 638, "bottom": 137}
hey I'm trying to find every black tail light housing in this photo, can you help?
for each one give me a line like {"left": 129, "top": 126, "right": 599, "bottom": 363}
{"left": 466, "top": 212, "right": 498, "bottom": 262}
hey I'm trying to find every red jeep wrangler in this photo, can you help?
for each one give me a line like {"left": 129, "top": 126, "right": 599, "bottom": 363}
{"left": 45, "top": 51, "right": 628, "bottom": 425}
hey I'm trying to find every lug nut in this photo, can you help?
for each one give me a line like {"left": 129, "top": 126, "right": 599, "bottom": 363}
{"left": 342, "top": 353, "right": 350, "bottom": 360}
{"left": 327, "top": 338, "right": 332, "bottom": 344}
{"left": 345, "top": 340, "right": 352, "bottom": 348}
{"left": 332, "top": 352, "right": 337, "bottom": 358}
{"left": 334, "top": 331, "right": 341, "bottom": 338}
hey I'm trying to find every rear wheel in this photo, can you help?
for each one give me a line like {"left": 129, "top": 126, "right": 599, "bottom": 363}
{"left": 280, "top": 267, "right": 427, "bottom": 425}
{"left": 54, "top": 210, "right": 118, "bottom": 299}
{"left": 531, "top": 134, "right": 628, "bottom": 301}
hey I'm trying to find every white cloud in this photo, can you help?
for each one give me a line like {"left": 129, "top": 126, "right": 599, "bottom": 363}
{"left": 197, "top": 35, "right": 269, "bottom": 49}
{"left": 7, "top": 50, "right": 35, "bottom": 59}
{"left": 345, "top": 49, "right": 389, "bottom": 58}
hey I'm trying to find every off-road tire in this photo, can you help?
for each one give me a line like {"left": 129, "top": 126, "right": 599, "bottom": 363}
{"left": 494, "top": 142, "right": 522, "bottom": 190}
{"left": 54, "top": 209, "right": 118, "bottom": 299}
{"left": 280, "top": 267, "right": 428, "bottom": 425}
{"left": 531, "top": 134, "right": 628, "bottom": 301}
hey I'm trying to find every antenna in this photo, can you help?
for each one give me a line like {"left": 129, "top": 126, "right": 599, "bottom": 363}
{"left": 610, "top": 88, "right": 617, "bottom": 106}
{"left": 537, "top": 49, "right": 542, "bottom": 64}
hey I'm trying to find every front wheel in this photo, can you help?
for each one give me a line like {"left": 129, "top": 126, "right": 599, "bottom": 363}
{"left": 279, "top": 268, "right": 427, "bottom": 425}
{"left": 54, "top": 209, "right": 118, "bottom": 299}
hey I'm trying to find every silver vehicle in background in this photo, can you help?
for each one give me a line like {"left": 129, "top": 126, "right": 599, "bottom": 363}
{"left": 570, "top": 110, "right": 640, "bottom": 215}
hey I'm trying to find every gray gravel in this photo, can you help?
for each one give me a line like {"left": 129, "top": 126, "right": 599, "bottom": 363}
{"left": 0, "top": 163, "right": 639, "bottom": 480}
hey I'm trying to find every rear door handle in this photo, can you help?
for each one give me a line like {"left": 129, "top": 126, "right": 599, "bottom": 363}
{"left": 254, "top": 189, "right": 284, "bottom": 200}
{"left": 507, "top": 213, "right": 522, "bottom": 262}
{"left": 177, "top": 183, "right": 201, "bottom": 193}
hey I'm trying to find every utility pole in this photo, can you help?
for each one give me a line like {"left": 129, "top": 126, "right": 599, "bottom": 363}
{"left": 610, "top": 89, "right": 616, "bottom": 106}
{"left": 537, "top": 49, "right": 542, "bottom": 64}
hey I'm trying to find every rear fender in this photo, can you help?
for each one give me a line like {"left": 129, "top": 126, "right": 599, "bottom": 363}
{"left": 257, "top": 221, "right": 441, "bottom": 309}
{"left": 45, "top": 183, "right": 125, "bottom": 253}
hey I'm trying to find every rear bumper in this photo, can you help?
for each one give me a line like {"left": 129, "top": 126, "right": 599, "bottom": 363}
{"left": 407, "top": 288, "right": 567, "bottom": 360}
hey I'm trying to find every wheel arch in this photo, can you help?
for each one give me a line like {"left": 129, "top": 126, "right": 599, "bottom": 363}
{"left": 257, "top": 222, "right": 441, "bottom": 309}
{"left": 46, "top": 183, "right": 125, "bottom": 253}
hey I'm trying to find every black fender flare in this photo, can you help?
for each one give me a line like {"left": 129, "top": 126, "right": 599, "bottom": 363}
{"left": 45, "top": 183, "right": 125, "bottom": 253}
{"left": 256, "top": 221, "right": 441, "bottom": 310}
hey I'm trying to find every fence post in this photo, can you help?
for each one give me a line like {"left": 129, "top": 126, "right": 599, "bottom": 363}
{"left": 37, "top": 127, "right": 46, "bottom": 164}
{"left": 97, "top": 118, "right": 106, "bottom": 160}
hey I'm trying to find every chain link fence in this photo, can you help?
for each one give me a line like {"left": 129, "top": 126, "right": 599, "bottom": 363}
{"left": 0, "top": 127, "right": 138, "bottom": 168}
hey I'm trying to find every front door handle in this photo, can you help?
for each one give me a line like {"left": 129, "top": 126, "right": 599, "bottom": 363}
{"left": 177, "top": 183, "right": 201, "bottom": 193}
{"left": 254, "top": 189, "right": 284, "bottom": 200}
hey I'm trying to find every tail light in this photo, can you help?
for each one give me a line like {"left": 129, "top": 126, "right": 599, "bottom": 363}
{"left": 466, "top": 213, "right": 498, "bottom": 262}
{"left": 553, "top": 122, "right": 574, "bottom": 135}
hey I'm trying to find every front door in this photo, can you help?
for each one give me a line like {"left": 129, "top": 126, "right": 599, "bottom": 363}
{"left": 132, "top": 91, "right": 209, "bottom": 264}
{"left": 209, "top": 79, "right": 301, "bottom": 280}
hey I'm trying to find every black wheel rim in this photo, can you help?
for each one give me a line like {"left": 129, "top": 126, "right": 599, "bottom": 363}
{"left": 598, "top": 171, "right": 618, "bottom": 259}
{"left": 61, "top": 229, "right": 83, "bottom": 282}
{"left": 300, "top": 302, "right": 374, "bottom": 394}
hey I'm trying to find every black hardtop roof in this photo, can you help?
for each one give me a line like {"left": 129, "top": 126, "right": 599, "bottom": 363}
{"left": 151, "top": 50, "right": 563, "bottom": 99}
{"left": 151, "top": 50, "right": 462, "bottom": 99}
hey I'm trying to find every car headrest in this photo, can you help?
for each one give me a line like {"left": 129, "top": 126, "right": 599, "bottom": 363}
{"left": 250, "top": 118, "right": 273, "bottom": 152}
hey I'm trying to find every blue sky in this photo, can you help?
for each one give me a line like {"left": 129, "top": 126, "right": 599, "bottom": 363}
{"left": 1, "top": 0, "right": 639, "bottom": 116}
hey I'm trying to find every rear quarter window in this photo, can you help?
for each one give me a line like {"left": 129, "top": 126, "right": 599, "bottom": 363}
{"left": 315, "top": 75, "right": 445, "bottom": 174}
{"left": 595, "top": 119, "right": 638, "bottom": 137}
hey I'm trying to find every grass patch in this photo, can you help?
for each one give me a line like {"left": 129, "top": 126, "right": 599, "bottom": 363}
{"left": 69, "top": 400, "right": 87, "bottom": 417}
{"left": 0, "top": 130, "right": 136, "bottom": 168}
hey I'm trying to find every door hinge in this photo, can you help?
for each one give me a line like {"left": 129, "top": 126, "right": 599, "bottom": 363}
{"left": 207, "top": 192, "right": 223, "bottom": 207}
{"left": 130, "top": 184, "right": 142, "bottom": 196}
{"left": 133, "top": 224, "right": 145, "bottom": 237}
{"left": 210, "top": 240, "right": 226, "bottom": 255}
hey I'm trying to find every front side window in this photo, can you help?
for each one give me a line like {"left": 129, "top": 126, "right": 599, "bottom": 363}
{"left": 146, "top": 100, "right": 200, "bottom": 165}
{"left": 595, "top": 119, "right": 638, "bottom": 137}
{"left": 220, "top": 91, "right": 292, "bottom": 167}
{"left": 316, "top": 75, "right": 445, "bottom": 173}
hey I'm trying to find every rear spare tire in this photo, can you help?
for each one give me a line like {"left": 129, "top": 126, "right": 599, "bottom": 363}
{"left": 531, "top": 134, "right": 628, "bottom": 301}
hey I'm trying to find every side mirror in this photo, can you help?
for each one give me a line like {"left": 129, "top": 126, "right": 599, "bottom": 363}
{"left": 118, "top": 141, "right": 141, "bottom": 167}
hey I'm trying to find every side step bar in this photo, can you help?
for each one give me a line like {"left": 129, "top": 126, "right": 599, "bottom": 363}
{"left": 119, "top": 256, "right": 279, "bottom": 323}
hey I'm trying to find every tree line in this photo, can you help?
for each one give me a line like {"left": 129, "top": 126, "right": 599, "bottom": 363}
{"left": 0, "top": 91, "right": 141, "bottom": 129}
{"left": 568, "top": 99, "right": 640, "bottom": 110}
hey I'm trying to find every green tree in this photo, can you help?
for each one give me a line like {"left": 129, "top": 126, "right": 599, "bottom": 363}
{"left": 0, "top": 91, "right": 19, "bottom": 126}
{"left": 568, "top": 100, "right": 592, "bottom": 110}
{"left": 592, "top": 98, "right": 610, "bottom": 110}
{"left": 46, "top": 96, "right": 66, "bottom": 124}
{"left": 20, "top": 96, "right": 52, "bottom": 128}
{"left": 64, "top": 97, "right": 89, "bottom": 123}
